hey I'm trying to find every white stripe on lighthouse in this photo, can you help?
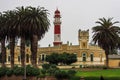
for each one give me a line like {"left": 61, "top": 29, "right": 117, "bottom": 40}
{"left": 54, "top": 34, "right": 61, "bottom": 42}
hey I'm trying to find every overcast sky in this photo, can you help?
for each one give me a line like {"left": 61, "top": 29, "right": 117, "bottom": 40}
{"left": 0, "top": 0, "right": 120, "bottom": 47}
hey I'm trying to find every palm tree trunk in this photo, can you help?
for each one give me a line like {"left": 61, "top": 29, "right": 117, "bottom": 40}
{"left": 105, "top": 50, "right": 109, "bottom": 68}
{"left": 31, "top": 35, "right": 38, "bottom": 67}
{"left": 1, "top": 38, "right": 6, "bottom": 67}
{"left": 30, "top": 39, "right": 33, "bottom": 66}
{"left": 10, "top": 37, "right": 15, "bottom": 68}
{"left": 20, "top": 36, "right": 25, "bottom": 67}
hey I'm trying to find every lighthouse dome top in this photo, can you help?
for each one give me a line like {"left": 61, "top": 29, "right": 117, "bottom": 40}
{"left": 55, "top": 9, "right": 60, "bottom": 14}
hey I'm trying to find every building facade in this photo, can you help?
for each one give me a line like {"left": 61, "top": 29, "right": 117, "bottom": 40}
{"left": 4, "top": 9, "right": 106, "bottom": 67}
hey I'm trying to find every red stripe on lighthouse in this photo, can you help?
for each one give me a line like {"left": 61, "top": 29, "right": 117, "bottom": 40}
{"left": 54, "top": 25, "right": 60, "bottom": 34}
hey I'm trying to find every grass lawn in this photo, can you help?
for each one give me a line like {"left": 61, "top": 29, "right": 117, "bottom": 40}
{"left": 74, "top": 69, "right": 120, "bottom": 80}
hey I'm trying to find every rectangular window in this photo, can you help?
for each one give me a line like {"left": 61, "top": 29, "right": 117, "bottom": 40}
{"left": 18, "top": 55, "right": 20, "bottom": 62}
{"left": 83, "top": 57, "right": 86, "bottom": 61}
{"left": 90, "top": 54, "right": 93, "bottom": 62}
{"left": 8, "top": 55, "right": 11, "bottom": 62}
{"left": 26, "top": 54, "right": 29, "bottom": 63}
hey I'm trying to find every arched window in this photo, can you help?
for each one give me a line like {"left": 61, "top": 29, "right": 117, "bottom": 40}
{"left": 90, "top": 53, "right": 94, "bottom": 61}
{"left": 82, "top": 53, "right": 86, "bottom": 61}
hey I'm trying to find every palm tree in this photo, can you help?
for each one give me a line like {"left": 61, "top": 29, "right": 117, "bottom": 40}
{"left": 0, "top": 13, "right": 7, "bottom": 67}
{"left": 92, "top": 17, "right": 120, "bottom": 67}
{"left": 4, "top": 10, "right": 18, "bottom": 68}
{"left": 15, "top": 6, "right": 30, "bottom": 67}
{"left": 22, "top": 6, "right": 50, "bottom": 67}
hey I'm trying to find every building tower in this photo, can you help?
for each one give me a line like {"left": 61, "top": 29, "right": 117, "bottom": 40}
{"left": 78, "top": 29, "right": 89, "bottom": 49}
{"left": 53, "top": 9, "right": 62, "bottom": 46}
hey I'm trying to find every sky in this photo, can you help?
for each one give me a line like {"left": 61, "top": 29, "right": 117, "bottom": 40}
{"left": 0, "top": 0, "right": 120, "bottom": 47}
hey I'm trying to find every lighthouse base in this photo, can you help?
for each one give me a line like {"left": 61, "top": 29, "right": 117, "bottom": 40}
{"left": 53, "top": 42, "right": 62, "bottom": 46}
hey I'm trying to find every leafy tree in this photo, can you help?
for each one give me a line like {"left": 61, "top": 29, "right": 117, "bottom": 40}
{"left": 60, "top": 52, "right": 77, "bottom": 65}
{"left": 59, "top": 52, "right": 68, "bottom": 65}
{"left": 46, "top": 52, "right": 77, "bottom": 65}
{"left": 46, "top": 53, "right": 59, "bottom": 65}
{"left": 66, "top": 53, "right": 77, "bottom": 65}
{"left": 92, "top": 17, "right": 120, "bottom": 67}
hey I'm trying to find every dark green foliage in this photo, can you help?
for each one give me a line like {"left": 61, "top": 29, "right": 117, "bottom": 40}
{"left": 42, "top": 64, "right": 59, "bottom": 76}
{"left": 46, "top": 52, "right": 77, "bottom": 65}
{"left": 13, "top": 66, "right": 24, "bottom": 76}
{"left": 46, "top": 53, "right": 59, "bottom": 65}
{"left": 69, "top": 76, "right": 80, "bottom": 80}
{"left": 0, "top": 67, "right": 9, "bottom": 77}
{"left": 26, "top": 65, "right": 40, "bottom": 76}
{"left": 42, "top": 64, "right": 51, "bottom": 70}
{"left": 0, "top": 65, "right": 40, "bottom": 77}
{"left": 6, "top": 69, "right": 13, "bottom": 77}
{"left": 55, "top": 70, "right": 69, "bottom": 80}
{"left": 41, "top": 69, "right": 46, "bottom": 75}
{"left": 0, "top": 6, "right": 50, "bottom": 68}
{"left": 67, "top": 69, "right": 76, "bottom": 76}
{"left": 61, "top": 52, "right": 77, "bottom": 65}
{"left": 48, "top": 64, "right": 59, "bottom": 76}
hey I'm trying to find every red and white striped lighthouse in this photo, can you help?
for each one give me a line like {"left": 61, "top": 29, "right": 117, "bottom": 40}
{"left": 53, "top": 9, "right": 62, "bottom": 46}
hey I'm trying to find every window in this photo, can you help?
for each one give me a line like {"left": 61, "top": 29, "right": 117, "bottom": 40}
{"left": 38, "top": 55, "right": 41, "bottom": 61}
{"left": 82, "top": 42, "right": 86, "bottom": 48}
{"left": 18, "top": 55, "right": 21, "bottom": 62}
{"left": 82, "top": 53, "right": 86, "bottom": 61}
{"left": 8, "top": 55, "right": 11, "bottom": 62}
{"left": 26, "top": 54, "right": 29, "bottom": 63}
{"left": 90, "top": 53, "right": 94, "bottom": 61}
{"left": 42, "top": 54, "right": 44, "bottom": 61}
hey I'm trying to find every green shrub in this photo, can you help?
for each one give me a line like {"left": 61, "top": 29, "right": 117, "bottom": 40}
{"left": 55, "top": 70, "right": 69, "bottom": 80}
{"left": 41, "top": 64, "right": 59, "bottom": 76}
{"left": 37, "top": 74, "right": 45, "bottom": 78}
{"left": 68, "top": 70, "right": 76, "bottom": 76}
{"left": 42, "top": 64, "right": 50, "bottom": 70}
{"left": 26, "top": 65, "right": 40, "bottom": 76}
{"left": 31, "top": 67, "right": 40, "bottom": 76}
{"left": 48, "top": 68, "right": 59, "bottom": 76}
{"left": 41, "top": 69, "right": 46, "bottom": 75}
{"left": 6, "top": 69, "right": 13, "bottom": 77}
{"left": 13, "top": 66, "right": 24, "bottom": 76}
{"left": 0, "top": 67, "right": 9, "bottom": 77}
